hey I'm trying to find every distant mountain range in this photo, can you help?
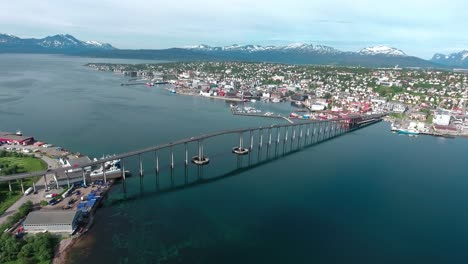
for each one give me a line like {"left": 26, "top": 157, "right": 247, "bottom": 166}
{"left": 431, "top": 51, "right": 468, "bottom": 67}
{"left": 0, "top": 33, "right": 465, "bottom": 68}
{"left": 0, "top": 33, "right": 114, "bottom": 52}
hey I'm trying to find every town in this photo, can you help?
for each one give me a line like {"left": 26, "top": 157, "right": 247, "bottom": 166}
{"left": 87, "top": 61, "right": 468, "bottom": 137}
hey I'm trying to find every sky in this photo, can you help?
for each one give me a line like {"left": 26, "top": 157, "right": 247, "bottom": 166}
{"left": 1, "top": 0, "right": 467, "bottom": 59}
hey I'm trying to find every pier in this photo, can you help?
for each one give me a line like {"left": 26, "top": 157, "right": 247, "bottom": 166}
{"left": 231, "top": 111, "right": 295, "bottom": 124}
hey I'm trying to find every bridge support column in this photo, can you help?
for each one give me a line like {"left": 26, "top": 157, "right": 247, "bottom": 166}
{"left": 53, "top": 172, "right": 59, "bottom": 189}
{"left": 291, "top": 128, "right": 296, "bottom": 150}
{"left": 139, "top": 154, "right": 143, "bottom": 177}
{"left": 171, "top": 146, "right": 175, "bottom": 169}
{"left": 192, "top": 140, "right": 209, "bottom": 165}
{"left": 32, "top": 181, "right": 36, "bottom": 192}
{"left": 8, "top": 181, "right": 12, "bottom": 192}
{"left": 82, "top": 169, "right": 87, "bottom": 186}
{"left": 283, "top": 127, "right": 288, "bottom": 154}
{"left": 249, "top": 130, "right": 254, "bottom": 150}
{"left": 184, "top": 143, "right": 188, "bottom": 167}
{"left": 275, "top": 127, "right": 280, "bottom": 155}
{"left": 20, "top": 179, "right": 24, "bottom": 193}
{"left": 155, "top": 151, "right": 160, "bottom": 190}
{"left": 233, "top": 132, "right": 249, "bottom": 155}
{"left": 268, "top": 128, "right": 272, "bottom": 147}
{"left": 43, "top": 174, "right": 48, "bottom": 190}
{"left": 299, "top": 126, "right": 303, "bottom": 148}
{"left": 102, "top": 163, "right": 107, "bottom": 184}
{"left": 66, "top": 172, "right": 70, "bottom": 188}
{"left": 121, "top": 159, "right": 126, "bottom": 181}
{"left": 318, "top": 122, "right": 325, "bottom": 142}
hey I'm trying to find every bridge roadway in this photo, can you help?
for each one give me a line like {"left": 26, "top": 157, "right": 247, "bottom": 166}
{"left": 0, "top": 113, "right": 387, "bottom": 184}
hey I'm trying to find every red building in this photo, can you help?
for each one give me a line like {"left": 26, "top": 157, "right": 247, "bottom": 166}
{"left": 0, "top": 132, "right": 34, "bottom": 145}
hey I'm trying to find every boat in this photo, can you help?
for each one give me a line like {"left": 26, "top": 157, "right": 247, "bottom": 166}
{"left": 397, "top": 128, "right": 419, "bottom": 135}
{"left": 390, "top": 123, "right": 399, "bottom": 133}
{"left": 271, "top": 98, "right": 280, "bottom": 103}
{"left": 250, "top": 99, "right": 257, "bottom": 103}
{"left": 16, "top": 130, "right": 22, "bottom": 136}
{"left": 90, "top": 166, "right": 121, "bottom": 177}
{"left": 170, "top": 89, "right": 176, "bottom": 94}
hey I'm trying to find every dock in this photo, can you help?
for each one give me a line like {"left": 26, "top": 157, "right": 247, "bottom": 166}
{"left": 120, "top": 81, "right": 169, "bottom": 86}
{"left": 232, "top": 111, "right": 294, "bottom": 124}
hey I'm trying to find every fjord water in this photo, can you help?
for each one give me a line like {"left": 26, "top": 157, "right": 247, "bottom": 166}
{"left": 2, "top": 55, "right": 468, "bottom": 263}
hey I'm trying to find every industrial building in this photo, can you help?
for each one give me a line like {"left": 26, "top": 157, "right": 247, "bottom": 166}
{"left": 23, "top": 210, "right": 81, "bottom": 234}
{"left": 0, "top": 132, "right": 34, "bottom": 145}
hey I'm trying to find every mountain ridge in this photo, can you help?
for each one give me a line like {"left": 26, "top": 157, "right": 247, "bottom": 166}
{"left": 431, "top": 50, "right": 468, "bottom": 67}
{"left": 0, "top": 33, "right": 452, "bottom": 68}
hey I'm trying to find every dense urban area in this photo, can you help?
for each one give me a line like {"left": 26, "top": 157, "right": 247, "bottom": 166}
{"left": 88, "top": 61, "right": 468, "bottom": 136}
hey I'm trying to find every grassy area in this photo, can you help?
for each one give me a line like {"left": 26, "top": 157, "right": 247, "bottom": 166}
{"left": 0, "top": 152, "right": 47, "bottom": 216}
{"left": 0, "top": 156, "right": 47, "bottom": 175}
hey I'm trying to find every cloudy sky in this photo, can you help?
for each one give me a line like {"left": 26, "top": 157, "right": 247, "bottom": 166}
{"left": 1, "top": 0, "right": 466, "bottom": 58}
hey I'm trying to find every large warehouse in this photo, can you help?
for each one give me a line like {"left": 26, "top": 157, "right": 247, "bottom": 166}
{"left": 23, "top": 210, "right": 82, "bottom": 234}
{"left": 0, "top": 132, "right": 34, "bottom": 145}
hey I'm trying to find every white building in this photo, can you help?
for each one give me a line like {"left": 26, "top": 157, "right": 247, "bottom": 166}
{"left": 433, "top": 110, "right": 451, "bottom": 126}
{"left": 23, "top": 210, "right": 82, "bottom": 234}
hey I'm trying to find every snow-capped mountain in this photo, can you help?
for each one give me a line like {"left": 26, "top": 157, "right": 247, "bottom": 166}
{"left": 0, "top": 33, "right": 115, "bottom": 51}
{"left": 431, "top": 50, "right": 468, "bottom": 67}
{"left": 185, "top": 43, "right": 342, "bottom": 54}
{"left": 358, "top": 46, "right": 407, "bottom": 56}
{"left": 0, "top": 33, "right": 440, "bottom": 68}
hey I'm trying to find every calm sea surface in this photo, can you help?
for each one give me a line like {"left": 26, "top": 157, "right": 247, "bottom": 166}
{"left": 1, "top": 54, "right": 468, "bottom": 264}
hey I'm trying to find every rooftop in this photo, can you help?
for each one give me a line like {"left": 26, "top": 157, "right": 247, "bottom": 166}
{"left": 0, "top": 132, "right": 34, "bottom": 141}
{"left": 23, "top": 210, "right": 78, "bottom": 225}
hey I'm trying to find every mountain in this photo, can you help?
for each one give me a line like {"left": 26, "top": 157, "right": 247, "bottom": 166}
{"left": 179, "top": 43, "right": 435, "bottom": 67}
{"left": 0, "top": 33, "right": 114, "bottom": 52}
{"left": 431, "top": 50, "right": 468, "bottom": 67}
{"left": 0, "top": 33, "right": 443, "bottom": 68}
{"left": 358, "top": 46, "right": 407, "bottom": 56}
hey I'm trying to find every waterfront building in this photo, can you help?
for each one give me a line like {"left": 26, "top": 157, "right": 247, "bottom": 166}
{"left": 433, "top": 110, "right": 451, "bottom": 126}
{"left": 23, "top": 210, "right": 82, "bottom": 234}
{"left": 0, "top": 132, "right": 34, "bottom": 145}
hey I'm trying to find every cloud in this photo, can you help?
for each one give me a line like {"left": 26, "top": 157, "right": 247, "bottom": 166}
{"left": 0, "top": 0, "right": 467, "bottom": 58}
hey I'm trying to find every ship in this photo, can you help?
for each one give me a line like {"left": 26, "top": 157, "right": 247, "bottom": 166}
{"left": 397, "top": 128, "right": 419, "bottom": 135}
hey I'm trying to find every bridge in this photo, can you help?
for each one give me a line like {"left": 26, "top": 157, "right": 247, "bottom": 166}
{"left": 0, "top": 113, "right": 387, "bottom": 194}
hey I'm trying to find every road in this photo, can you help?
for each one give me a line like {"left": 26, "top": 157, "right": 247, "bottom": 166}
{"left": 0, "top": 146, "right": 61, "bottom": 226}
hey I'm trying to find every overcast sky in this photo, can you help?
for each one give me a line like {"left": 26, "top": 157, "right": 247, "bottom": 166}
{"left": 1, "top": 0, "right": 467, "bottom": 59}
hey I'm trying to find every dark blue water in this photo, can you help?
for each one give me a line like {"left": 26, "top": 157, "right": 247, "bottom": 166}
{"left": 1, "top": 54, "right": 468, "bottom": 264}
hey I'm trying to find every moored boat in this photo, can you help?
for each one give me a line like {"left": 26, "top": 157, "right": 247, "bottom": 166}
{"left": 397, "top": 128, "right": 419, "bottom": 135}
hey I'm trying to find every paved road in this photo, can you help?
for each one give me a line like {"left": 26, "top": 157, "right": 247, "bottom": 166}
{"left": 0, "top": 147, "right": 61, "bottom": 226}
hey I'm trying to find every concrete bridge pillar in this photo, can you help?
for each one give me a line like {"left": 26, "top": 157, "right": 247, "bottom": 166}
{"left": 171, "top": 146, "right": 175, "bottom": 169}
{"left": 20, "top": 179, "right": 24, "bottom": 193}
{"left": 192, "top": 139, "right": 209, "bottom": 165}
{"left": 43, "top": 174, "right": 48, "bottom": 190}
{"left": 249, "top": 130, "right": 254, "bottom": 150}
{"left": 154, "top": 151, "right": 160, "bottom": 190}
{"left": 53, "top": 172, "right": 59, "bottom": 189}
{"left": 299, "top": 126, "right": 303, "bottom": 147}
{"left": 276, "top": 127, "right": 280, "bottom": 153}
{"left": 233, "top": 132, "right": 249, "bottom": 155}
{"left": 184, "top": 143, "right": 188, "bottom": 167}
{"left": 283, "top": 127, "right": 288, "bottom": 154}
{"left": 102, "top": 163, "right": 107, "bottom": 183}
{"left": 65, "top": 172, "right": 70, "bottom": 188}
{"left": 291, "top": 128, "right": 296, "bottom": 150}
{"left": 82, "top": 169, "right": 87, "bottom": 186}
{"left": 139, "top": 154, "right": 143, "bottom": 177}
